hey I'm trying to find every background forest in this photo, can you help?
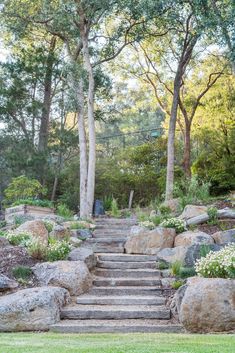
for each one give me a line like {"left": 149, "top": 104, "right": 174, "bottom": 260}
{"left": 0, "top": 0, "right": 234, "bottom": 214}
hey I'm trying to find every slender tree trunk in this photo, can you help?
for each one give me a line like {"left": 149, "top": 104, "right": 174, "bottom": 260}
{"left": 165, "top": 74, "right": 181, "bottom": 201}
{"left": 82, "top": 30, "right": 96, "bottom": 217}
{"left": 51, "top": 176, "right": 58, "bottom": 201}
{"left": 183, "top": 120, "right": 192, "bottom": 178}
{"left": 38, "top": 37, "right": 56, "bottom": 152}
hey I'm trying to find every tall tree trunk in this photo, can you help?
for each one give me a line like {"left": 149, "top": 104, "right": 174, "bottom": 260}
{"left": 183, "top": 120, "right": 191, "bottom": 178}
{"left": 38, "top": 37, "right": 56, "bottom": 152}
{"left": 82, "top": 29, "right": 96, "bottom": 217}
{"left": 165, "top": 74, "right": 181, "bottom": 201}
{"left": 76, "top": 79, "right": 88, "bottom": 218}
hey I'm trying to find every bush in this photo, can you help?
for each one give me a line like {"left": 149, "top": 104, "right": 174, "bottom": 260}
{"left": 4, "top": 176, "right": 46, "bottom": 204}
{"left": 0, "top": 220, "right": 6, "bottom": 228}
{"left": 199, "top": 244, "right": 211, "bottom": 258}
{"left": 170, "top": 260, "right": 182, "bottom": 276}
{"left": 43, "top": 221, "right": 54, "bottom": 233}
{"left": 174, "top": 175, "right": 211, "bottom": 210}
{"left": 4, "top": 231, "right": 31, "bottom": 246}
{"left": 27, "top": 239, "right": 48, "bottom": 260}
{"left": 103, "top": 195, "right": 113, "bottom": 211}
{"left": 70, "top": 222, "right": 87, "bottom": 230}
{"left": 46, "top": 239, "right": 71, "bottom": 261}
{"left": 139, "top": 220, "right": 155, "bottom": 230}
{"left": 13, "top": 215, "right": 34, "bottom": 226}
{"left": 136, "top": 208, "right": 149, "bottom": 222}
{"left": 172, "top": 280, "right": 184, "bottom": 290}
{"left": 158, "top": 261, "right": 169, "bottom": 270}
{"left": 207, "top": 206, "right": 218, "bottom": 225}
{"left": 56, "top": 204, "right": 73, "bottom": 219}
{"left": 12, "top": 198, "right": 53, "bottom": 208}
{"left": 195, "top": 244, "right": 235, "bottom": 278}
{"left": 158, "top": 205, "right": 171, "bottom": 217}
{"left": 160, "top": 218, "right": 186, "bottom": 234}
{"left": 12, "top": 266, "right": 32, "bottom": 280}
{"left": 110, "top": 198, "right": 121, "bottom": 218}
{"left": 179, "top": 267, "right": 196, "bottom": 278}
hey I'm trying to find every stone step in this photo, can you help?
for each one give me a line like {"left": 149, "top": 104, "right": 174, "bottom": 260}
{"left": 95, "top": 224, "right": 132, "bottom": 230}
{"left": 51, "top": 319, "right": 183, "bottom": 333}
{"left": 94, "top": 247, "right": 124, "bottom": 253}
{"left": 95, "top": 218, "right": 136, "bottom": 225}
{"left": 97, "top": 254, "right": 157, "bottom": 262}
{"left": 93, "top": 277, "right": 162, "bottom": 287}
{"left": 94, "top": 268, "right": 161, "bottom": 278}
{"left": 89, "top": 286, "right": 163, "bottom": 296}
{"left": 61, "top": 305, "right": 170, "bottom": 320}
{"left": 85, "top": 237, "right": 127, "bottom": 244}
{"left": 92, "top": 231, "right": 130, "bottom": 238}
{"left": 97, "top": 261, "right": 156, "bottom": 269}
{"left": 76, "top": 295, "right": 166, "bottom": 305}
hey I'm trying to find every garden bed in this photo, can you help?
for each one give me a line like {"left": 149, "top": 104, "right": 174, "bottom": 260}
{"left": 5, "top": 205, "right": 55, "bottom": 223}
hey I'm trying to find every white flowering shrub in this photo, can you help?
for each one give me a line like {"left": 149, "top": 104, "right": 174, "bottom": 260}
{"left": 195, "top": 244, "right": 235, "bottom": 279}
{"left": 46, "top": 239, "right": 72, "bottom": 261}
{"left": 139, "top": 221, "right": 155, "bottom": 230}
{"left": 4, "top": 231, "right": 32, "bottom": 246}
{"left": 160, "top": 218, "right": 186, "bottom": 234}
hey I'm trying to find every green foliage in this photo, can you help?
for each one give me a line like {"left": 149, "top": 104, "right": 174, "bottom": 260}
{"left": 46, "top": 239, "right": 71, "bottom": 262}
{"left": 160, "top": 218, "right": 186, "bottom": 234}
{"left": 199, "top": 244, "right": 211, "bottom": 258}
{"left": 158, "top": 261, "right": 169, "bottom": 270}
{"left": 70, "top": 222, "right": 86, "bottom": 230}
{"left": 0, "top": 220, "right": 6, "bottom": 228}
{"left": 103, "top": 196, "right": 113, "bottom": 211}
{"left": 179, "top": 267, "right": 196, "bottom": 279}
{"left": 56, "top": 204, "right": 73, "bottom": 219}
{"left": 12, "top": 198, "right": 53, "bottom": 208}
{"left": 170, "top": 261, "right": 182, "bottom": 276}
{"left": 174, "top": 175, "right": 211, "bottom": 210}
{"left": 139, "top": 221, "right": 155, "bottom": 230}
{"left": 27, "top": 239, "right": 48, "bottom": 260}
{"left": 150, "top": 215, "right": 162, "bottom": 226}
{"left": 207, "top": 206, "right": 218, "bottom": 225}
{"left": 172, "top": 280, "right": 184, "bottom": 290}
{"left": 4, "top": 231, "right": 31, "bottom": 246}
{"left": 158, "top": 205, "right": 171, "bottom": 217}
{"left": 110, "top": 198, "right": 121, "bottom": 218}
{"left": 136, "top": 207, "right": 149, "bottom": 222}
{"left": 12, "top": 266, "right": 32, "bottom": 281}
{"left": 195, "top": 244, "right": 235, "bottom": 278}
{"left": 13, "top": 215, "right": 33, "bottom": 226}
{"left": 43, "top": 221, "right": 54, "bottom": 233}
{"left": 4, "top": 176, "right": 46, "bottom": 204}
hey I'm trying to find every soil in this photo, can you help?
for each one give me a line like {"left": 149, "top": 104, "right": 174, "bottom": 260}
{"left": 0, "top": 245, "right": 41, "bottom": 290}
{"left": 197, "top": 219, "right": 235, "bottom": 235}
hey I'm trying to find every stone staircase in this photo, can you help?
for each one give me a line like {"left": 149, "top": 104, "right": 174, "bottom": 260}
{"left": 51, "top": 218, "right": 183, "bottom": 333}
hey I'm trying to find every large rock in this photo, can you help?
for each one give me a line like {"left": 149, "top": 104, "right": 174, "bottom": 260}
{"left": 184, "top": 244, "right": 223, "bottom": 267}
{"left": 170, "top": 284, "right": 188, "bottom": 320}
{"left": 179, "top": 277, "right": 235, "bottom": 332}
{"left": 212, "top": 228, "right": 235, "bottom": 244}
{"left": 50, "top": 225, "right": 70, "bottom": 240}
{"left": 15, "top": 220, "right": 48, "bottom": 244}
{"left": 179, "top": 205, "right": 207, "bottom": 220}
{"left": 162, "top": 198, "right": 180, "bottom": 213}
{"left": 0, "top": 286, "right": 69, "bottom": 331}
{"left": 174, "top": 231, "right": 214, "bottom": 247}
{"left": 125, "top": 227, "right": 176, "bottom": 255}
{"left": 68, "top": 248, "right": 97, "bottom": 270}
{"left": 0, "top": 237, "right": 10, "bottom": 247}
{"left": 156, "top": 246, "right": 188, "bottom": 265}
{"left": 33, "top": 261, "right": 92, "bottom": 295}
{"left": 0, "top": 275, "right": 18, "bottom": 292}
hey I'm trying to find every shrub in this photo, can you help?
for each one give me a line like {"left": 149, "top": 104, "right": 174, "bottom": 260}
{"left": 195, "top": 244, "right": 235, "bottom": 278}
{"left": 174, "top": 175, "right": 211, "bottom": 210}
{"left": 56, "top": 204, "right": 73, "bottom": 219}
{"left": 4, "top": 231, "right": 31, "bottom": 246}
{"left": 150, "top": 215, "right": 162, "bottom": 226}
{"left": 43, "top": 221, "right": 54, "bottom": 233}
{"left": 172, "top": 280, "right": 184, "bottom": 290}
{"left": 160, "top": 218, "right": 186, "bottom": 234}
{"left": 103, "top": 195, "right": 113, "bottom": 211}
{"left": 207, "top": 206, "right": 218, "bottom": 225}
{"left": 46, "top": 240, "right": 71, "bottom": 261}
{"left": 27, "top": 239, "right": 48, "bottom": 260}
{"left": 4, "top": 176, "right": 46, "bottom": 204}
{"left": 158, "top": 261, "right": 169, "bottom": 270}
{"left": 12, "top": 266, "right": 32, "bottom": 280}
{"left": 158, "top": 205, "right": 171, "bottom": 217}
{"left": 12, "top": 198, "right": 53, "bottom": 208}
{"left": 70, "top": 222, "right": 86, "bottom": 230}
{"left": 199, "top": 244, "right": 211, "bottom": 258}
{"left": 179, "top": 267, "right": 196, "bottom": 278}
{"left": 136, "top": 208, "right": 149, "bottom": 222}
{"left": 170, "top": 260, "right": 182, "bottom": 276}
{"left": 0, "top": 220, "right": 6, "bottom": 228}
{"left": 139, "top": 220, "right": 155, "bottom": 230}
{"left": 110, "top": 198, "right": 121, "bottom": 218}
{"left": 13, "top": 215, "right": 34, "bottom": 226}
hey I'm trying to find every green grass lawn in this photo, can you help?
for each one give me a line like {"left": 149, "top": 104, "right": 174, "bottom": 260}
{"left": 0, "top": 333, "right": 234, "bottom": 353}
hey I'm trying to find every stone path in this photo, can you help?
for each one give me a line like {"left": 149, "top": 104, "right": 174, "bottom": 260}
{"left": 51, "top": 218, "right": 183, "bottom": 333}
